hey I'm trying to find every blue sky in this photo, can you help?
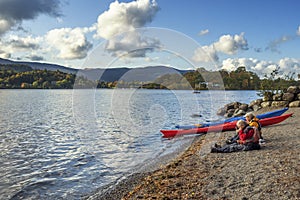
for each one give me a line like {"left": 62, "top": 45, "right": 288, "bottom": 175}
{"left": 0, "top": 0, "right": 299, "bottom": 77}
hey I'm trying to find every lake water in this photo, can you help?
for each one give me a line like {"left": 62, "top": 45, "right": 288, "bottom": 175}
{"left": 0, "top": 89, "right": 259, "bottom": 199}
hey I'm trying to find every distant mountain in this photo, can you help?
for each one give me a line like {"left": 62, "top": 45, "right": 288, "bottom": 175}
{"left": 0, "top": 58, "right": 193, "bottom": 82}
{"left": 80, "top": 66, "right": 192, "bottom": 82}
{"left": 0, "top": 58, "right": 77, "bottom": 74}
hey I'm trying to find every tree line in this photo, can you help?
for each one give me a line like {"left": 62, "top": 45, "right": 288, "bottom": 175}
{"left": 0, "top": 64, "right": 299, "bottom": 90}
{"left": 0, "top": 64, "right": 92, "bottom": 89}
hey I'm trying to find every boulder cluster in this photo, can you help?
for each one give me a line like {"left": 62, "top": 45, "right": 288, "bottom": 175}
{"left": 217, "top": 86, "right": 300, "bottom": 118}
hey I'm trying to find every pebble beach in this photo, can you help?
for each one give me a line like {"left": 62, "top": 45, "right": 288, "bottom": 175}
{"left": 87, "top": 107, "right": 300, "bottom": 200}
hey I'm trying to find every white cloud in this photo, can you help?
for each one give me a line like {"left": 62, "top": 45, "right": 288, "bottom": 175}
{"left": 214, "top": 32, "right": 248, "bottom": 55}
{"left": 6, "top": 35, "right": 42, "bottom": 50}
{"left": 297, "top": 26, "right": 300, "bottom": 36}
{"left": 221, "top": 58, "right": 240, "bottom": 71}
{"left": 46, "top": 27, "right": 93, "bottom": 60}
{"left": 0, "top": 35, "right": 43, "bottom": 60}
{"left": 199, "top": 29, "right": 209, "bottom": 36}
{"left": 278, "top": 57, "right": 300, "bottom": 72}
{"left": 192, "top": 45, "right": 218, "bottom": 63}
{"left": 105, "top": 30, "right": 161, "bottom": 57}
{"left": 95, "top": 0, "right": 159, "bottom": 40}
{"left": 221, "top": 57, "right": 300, "bottom": 78}
{"left": 93, "top": 0, "right": 159, "bottom": 58}
{"left": 192, "top": 33, "right": 248, "bottom": 63}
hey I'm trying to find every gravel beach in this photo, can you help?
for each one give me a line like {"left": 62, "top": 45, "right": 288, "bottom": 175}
{"left": 87, "top": 107, "right": 300, "bottom": 200}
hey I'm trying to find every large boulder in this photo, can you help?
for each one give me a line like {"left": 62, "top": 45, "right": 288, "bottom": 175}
{"left": 224, "top": 109, "right": 235, "bottom": 118}
{"left": 287, "top": 86, "right": 300, "bottom": 94}
{"left": 271, "top": 101, "right": 289, "bottom": 107}
{"left": 282, "top": 93, "right": 295, "bottom": 102}
{"left": 297, "top": 93, "right": 300, "bottom": 100}
{"left": 239, "top": 104, "right": 248, "bottom": 112}
{"left": 224, "top": 102, "right": 239, "bottom": 111}
{"left": 217, "top": 107, "right": 226, "bottom": 116}
{"left": 261, "top": 101, "right": 271, "bottom": 108}
{"left": 233, "top": 109, "right": 246, "bottom": 117}
{"left": 249, "top": 99, "right": 263, "bottom": 107}
{"left": 252, "top": 104, "right": 261, "bottom": 111}
{"left": 289, "top": 100, "right": 300, "bottom": 107}
{"left": 246, "top": 107, "right": 254, "bottom": 112}
{"left": 273, "top": 93, "right": 282, "bottom": 101}
{"left": 263, "top": 92, "right": 273, "bottom": 101}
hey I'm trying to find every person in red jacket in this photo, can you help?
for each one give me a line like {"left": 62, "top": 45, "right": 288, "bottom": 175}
{"left": 211, "top": 119, "right": 260, "bottom": 153}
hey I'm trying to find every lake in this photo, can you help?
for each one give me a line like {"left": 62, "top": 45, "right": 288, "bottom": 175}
{"left": 0, "top": 89, "right": 259, "bottom": 199}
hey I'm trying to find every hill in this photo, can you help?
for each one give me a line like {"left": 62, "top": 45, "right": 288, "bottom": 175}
{"left": 81, "top": 66, "right": 191, "bottom": 82}
{"left": 0, "top": 58, "right": 191, "bottom": 82}
{"left": 0, "top": 58, "right": 77, "bottom": 74}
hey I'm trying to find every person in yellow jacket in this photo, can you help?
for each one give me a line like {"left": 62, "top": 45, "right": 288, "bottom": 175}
{"left": 245, "top": 112, "right": 265, "bottom": 144}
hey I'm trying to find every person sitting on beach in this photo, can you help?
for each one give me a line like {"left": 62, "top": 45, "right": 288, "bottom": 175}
{"left": 211, "top": 119, "right": 261, "bottom": 153}
{"left": 226, "top": 112, "right": 264, "bottom": 144}
{"left": 245, "top": 112, "right": 265, "bottom": 144}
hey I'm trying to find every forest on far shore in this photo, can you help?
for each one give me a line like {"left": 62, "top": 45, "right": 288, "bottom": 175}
{"left": 0, "top": 64, "right": 299, "bottom": 92}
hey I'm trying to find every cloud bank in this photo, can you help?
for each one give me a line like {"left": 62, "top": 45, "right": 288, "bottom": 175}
{"left": 0, "top": 35, "right": 42, "bottom": 59}
{"left": 0, "top": 0, "right": 63, "bottom": 35}
{"left": 221, "top": 57, "right": 300, "bottom": 78}
{"left": 0, "top": 0, "right": 161, "bottom": 61}
{"left": 193, "top": 33, "right": 248, "bottom": 63}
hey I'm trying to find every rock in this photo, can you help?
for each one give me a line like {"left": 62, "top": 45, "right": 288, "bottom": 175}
{"left": 233, "top": 102, "right": 242, "bottom": 109}
{"left": 271, "top": 101, "right": 289, "bottom": 107}
{"left": 261, "top": 101, "right": 271, "bottom": 108}
{"left": 287, "top": 86, "right": 300, "bottom": 94}
{"left": 263, "top": 92, "right": 273, "bottom": 101}
{"left": 217, "top": 107, "right": 226, "bottom": 116}
{"left": 233, "top": 109, "right": 246, "bottom": 117}
{"left": 224, "top": 112, "right": 233, "bottom": 118}
{"left": 289, "top": 100, "right": 300, "bottom": 107}
{"left": 272, "top": 93, "right": 282, "bottom": 101}
{"left": 246, "top": 107, "right": 254, "bottom": 113}
{"left": 233, "top": 109, "right": 240, "bottom": 115}
{"left": 224, "top": 103, "right": 234, "bottom": 111}
{"left": 239, "top": 104, "right": 248, "bottom": 112}
{"left": 217, "top": 85, "right": 300, "bottom": 118}
{"left": 252, "top": 104, "right": 261, "bottom": 111}
{"left": 225, "top": 102, "right": 241, "bottom": 110}
{"left": 282, "top": 93, "right": 295, "bottom": 102}
{"left": 227, "top": 109, "right": 235, "bottom": 116}
{"left": 249, "top": 99, "right": 262, "bottom": 107}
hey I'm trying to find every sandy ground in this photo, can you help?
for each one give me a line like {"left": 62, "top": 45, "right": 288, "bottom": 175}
{"left": 87, "top": 107, "right": 300, "bottom": 200}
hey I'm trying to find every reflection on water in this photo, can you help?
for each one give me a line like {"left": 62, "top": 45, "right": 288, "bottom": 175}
{"left": 0, "top": 89, "right": 259, "bottom": 199}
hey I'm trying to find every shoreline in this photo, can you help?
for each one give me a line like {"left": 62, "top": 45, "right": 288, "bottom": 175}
{"left": 87, "top": 107, "right": 300, "bottom": 200}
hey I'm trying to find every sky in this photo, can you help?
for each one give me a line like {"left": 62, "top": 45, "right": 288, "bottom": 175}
{"left": 0, "top": 0, "right": 300, "bottom": 77}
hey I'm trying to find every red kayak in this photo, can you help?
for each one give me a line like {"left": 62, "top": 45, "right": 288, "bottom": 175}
{"left": 161, "top": 113, "right": 293, "bottom": 138}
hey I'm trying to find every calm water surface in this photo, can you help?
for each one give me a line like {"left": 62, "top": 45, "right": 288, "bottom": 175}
{"left": 0, "top": 89, "right": 259, "bottom": 199}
